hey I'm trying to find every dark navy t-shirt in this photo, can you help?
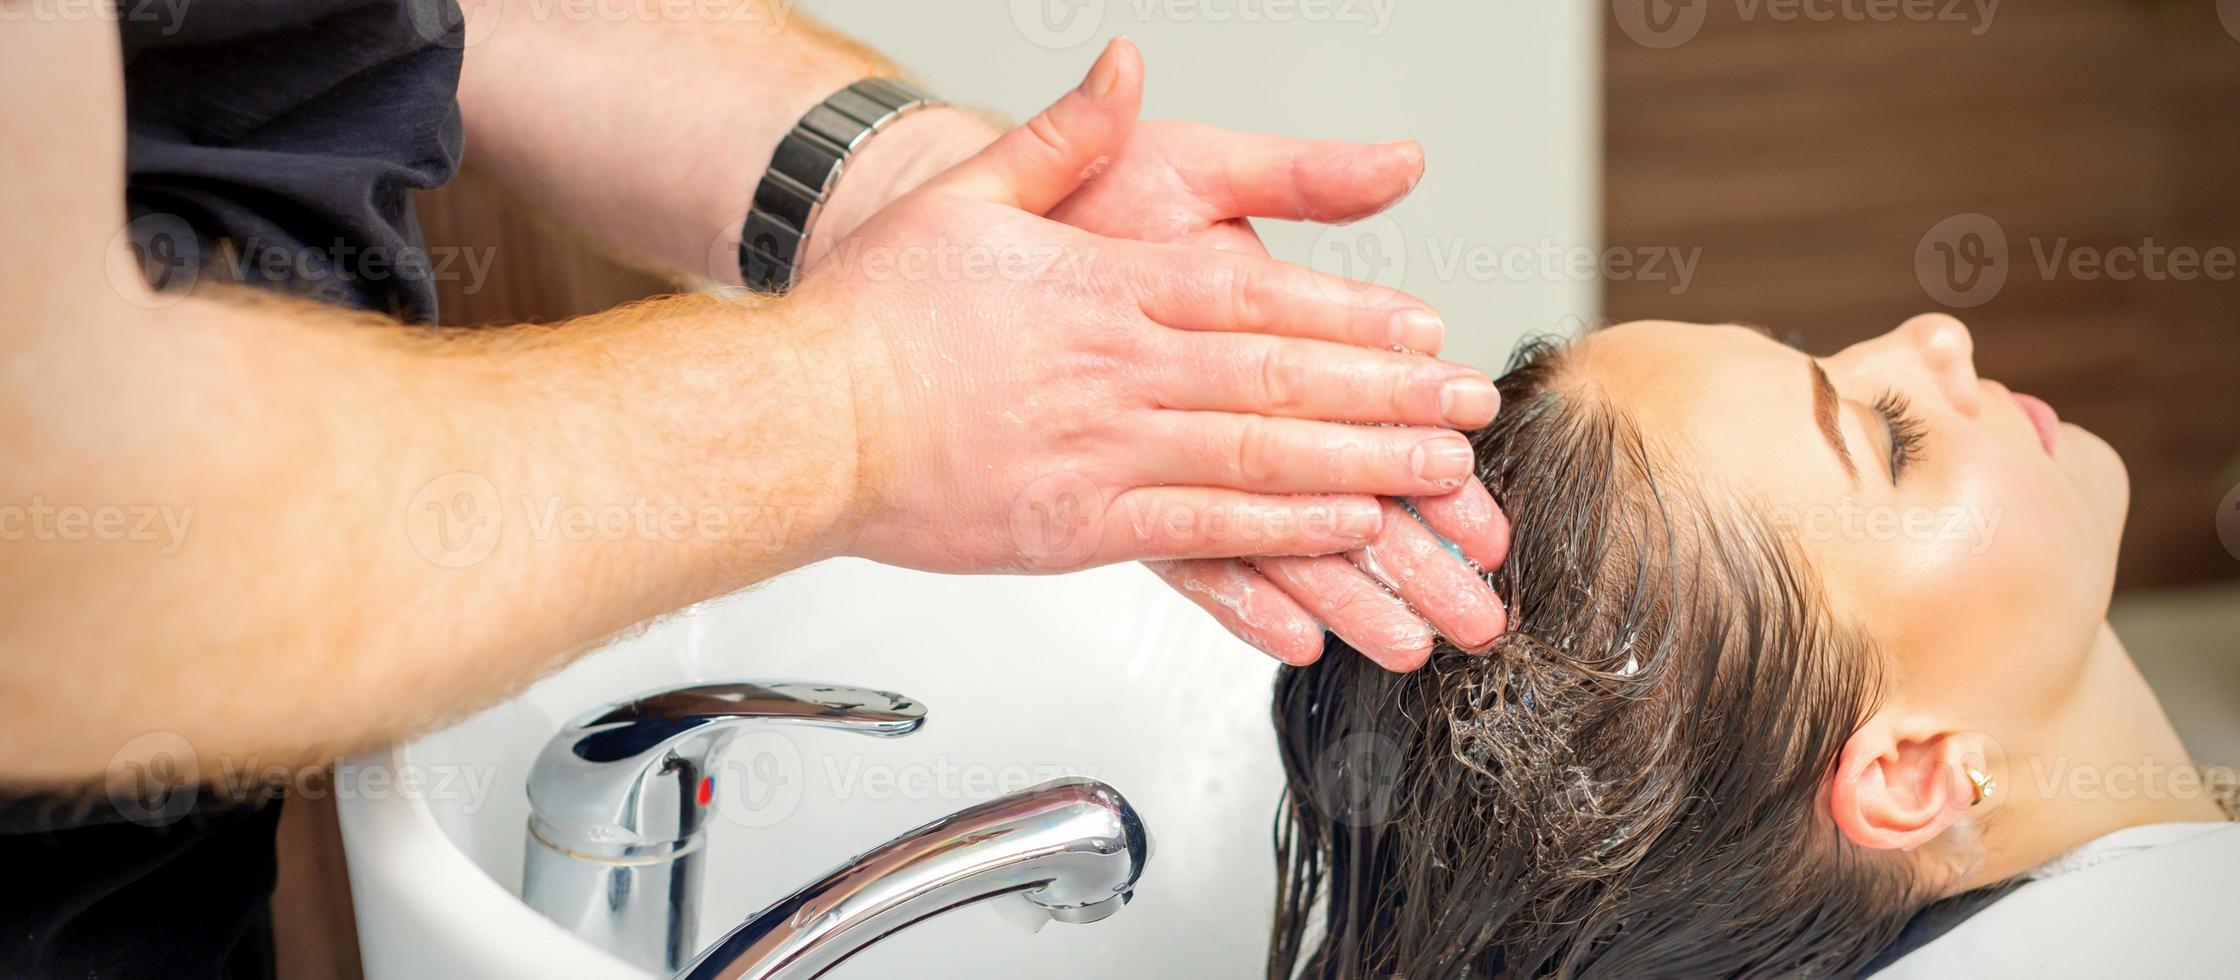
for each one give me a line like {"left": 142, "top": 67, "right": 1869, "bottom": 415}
{"left": 120, "top": 0, "right": 466, "bottom": 322}
{"left": 0, "top": 2, "right": 463, "bottom": 976}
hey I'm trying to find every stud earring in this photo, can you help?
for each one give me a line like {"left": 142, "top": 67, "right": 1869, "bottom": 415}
{"left": 1964, "top": 766, "right": 1997, "bottom": 807}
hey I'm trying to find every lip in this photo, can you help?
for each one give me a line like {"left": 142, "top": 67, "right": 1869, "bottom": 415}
{"left": 2010, "top": 391, "right": 2060, "bottom": 455}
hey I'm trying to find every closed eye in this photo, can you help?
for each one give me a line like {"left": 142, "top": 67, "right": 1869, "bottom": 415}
{"left": 1872, "top": 390, "right": 1928, "bottom": 483}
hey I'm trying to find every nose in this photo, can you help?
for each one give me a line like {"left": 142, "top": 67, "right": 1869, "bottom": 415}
{"left": 1833, "top": 313, "right": 1984, "bottom": 417}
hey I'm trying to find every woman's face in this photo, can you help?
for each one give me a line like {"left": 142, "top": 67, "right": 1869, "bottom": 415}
{"left": 1572, "top": 315, "right": 2126, "bottom": 738}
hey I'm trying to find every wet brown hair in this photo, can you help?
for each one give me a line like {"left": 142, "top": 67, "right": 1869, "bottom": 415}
{"left": 1269, "top": 337, "right": 1933, "bottom": 978}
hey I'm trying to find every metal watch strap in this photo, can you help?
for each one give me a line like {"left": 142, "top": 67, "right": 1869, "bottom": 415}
{"left": 739, "top": 77, "right": 942, "bottom": 293}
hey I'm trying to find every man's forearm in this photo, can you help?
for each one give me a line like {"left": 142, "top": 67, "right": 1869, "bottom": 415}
{"left": 455, "top": 0, "right": 998, "bottom": 280}
{"left": 0, "top": 286, "right": 854, "bottom": 782}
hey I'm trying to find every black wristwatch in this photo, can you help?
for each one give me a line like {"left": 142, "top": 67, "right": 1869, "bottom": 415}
{"left": 738, "top": 77, "right": 942, "bottom": 293}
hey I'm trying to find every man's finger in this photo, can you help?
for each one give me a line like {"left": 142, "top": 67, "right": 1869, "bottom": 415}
{"left": 924, "top": 37, "right": 1142, "bottom": 214}
{"left": 1145, "top": 559, "right": 1326, "bottom": 665}
{"left": 1176, "top": 128, "right": 1426, "bottom": 224}
{"left": 1154, "top": 332, "right": 1497, "bottom": 429}
{"left": 1143, "top": 414, "right": 1478, "bottom": 497}
{"left": 1410, "top": 478, "right": 1510, "bottom": 572}
{"left": 1134, "top": 244, "right": 1444, "bottom": 353}
{"left": 1099, "top": 488, "right": 1381, "bottom": 564}
{"left": 1348, "top": 500, "right": 1506, "bottom": 652}
{"left": 1254, "top": 555, "right": 1435, "bottom": 672}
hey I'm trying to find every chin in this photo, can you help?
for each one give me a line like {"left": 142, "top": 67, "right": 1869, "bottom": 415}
{"left": 2057, "top": 421, "right": 2129, "bottom": 565}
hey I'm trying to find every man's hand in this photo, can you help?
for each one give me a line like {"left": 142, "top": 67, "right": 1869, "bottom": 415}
{"left": 795, "top": 40, "right": 1496, "bottom": 586}
{"left": 1039, "top": 107, "right": 1511, "bottom": 670}
{"left": 457, "top": 0, "right": 1508, "bottom": 671}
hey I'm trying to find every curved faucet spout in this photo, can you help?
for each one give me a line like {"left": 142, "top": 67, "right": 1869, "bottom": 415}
{"left": 677, "top": 777, "right": 1151, "bottom": 980}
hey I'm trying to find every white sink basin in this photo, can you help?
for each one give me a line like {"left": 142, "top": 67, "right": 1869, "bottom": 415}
{"left": 337, "top": 559, "right": 1288, "bottom": 978}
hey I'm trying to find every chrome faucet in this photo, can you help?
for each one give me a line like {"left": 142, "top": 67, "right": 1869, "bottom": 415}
{"left": 677, "top": 775, "right": 1149, "bottom": 980}
{"left": 523, "top": 681, "right": 1151, "bottom": 979}
{"left": 524, "top": 682, "right": 926, "bottom": 973}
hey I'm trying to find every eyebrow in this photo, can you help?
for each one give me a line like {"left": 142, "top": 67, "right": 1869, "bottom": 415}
{"left": 1810, "top": 360, "right": 1858, "bottom": 483}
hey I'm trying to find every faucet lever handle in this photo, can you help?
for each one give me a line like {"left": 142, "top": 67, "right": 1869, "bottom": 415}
{"left": 571, "top": 682, "right": 925, "bottom": 760}
{"left": 528, "top": 681, "right": 926, "bottom": 853}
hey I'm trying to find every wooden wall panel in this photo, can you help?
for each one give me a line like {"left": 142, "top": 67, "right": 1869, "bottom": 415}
{"left": 412, "top": 167, "right": 681, "bottom": 327}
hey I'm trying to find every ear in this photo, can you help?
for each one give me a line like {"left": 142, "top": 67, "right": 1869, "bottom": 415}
{"left": 1829, "top": 716, "right": 1985, "bottom": 851}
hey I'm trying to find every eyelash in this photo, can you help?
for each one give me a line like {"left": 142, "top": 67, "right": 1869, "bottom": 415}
{"left": 1873, "top": 389, "right": 1928, "bottom": 480}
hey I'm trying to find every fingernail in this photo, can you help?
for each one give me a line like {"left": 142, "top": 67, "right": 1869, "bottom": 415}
{"left": 1390, "top": 308, "right": 1443, "bottom": 354}
{"left": 1082, "top": 39, "right": 1122, "bottom": 98}
{"left": 1413, "top": 436, "right": 1475, "bottom": 487}
{"left": 1438, "top": 374, "right": 1500, "bottom": 428}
